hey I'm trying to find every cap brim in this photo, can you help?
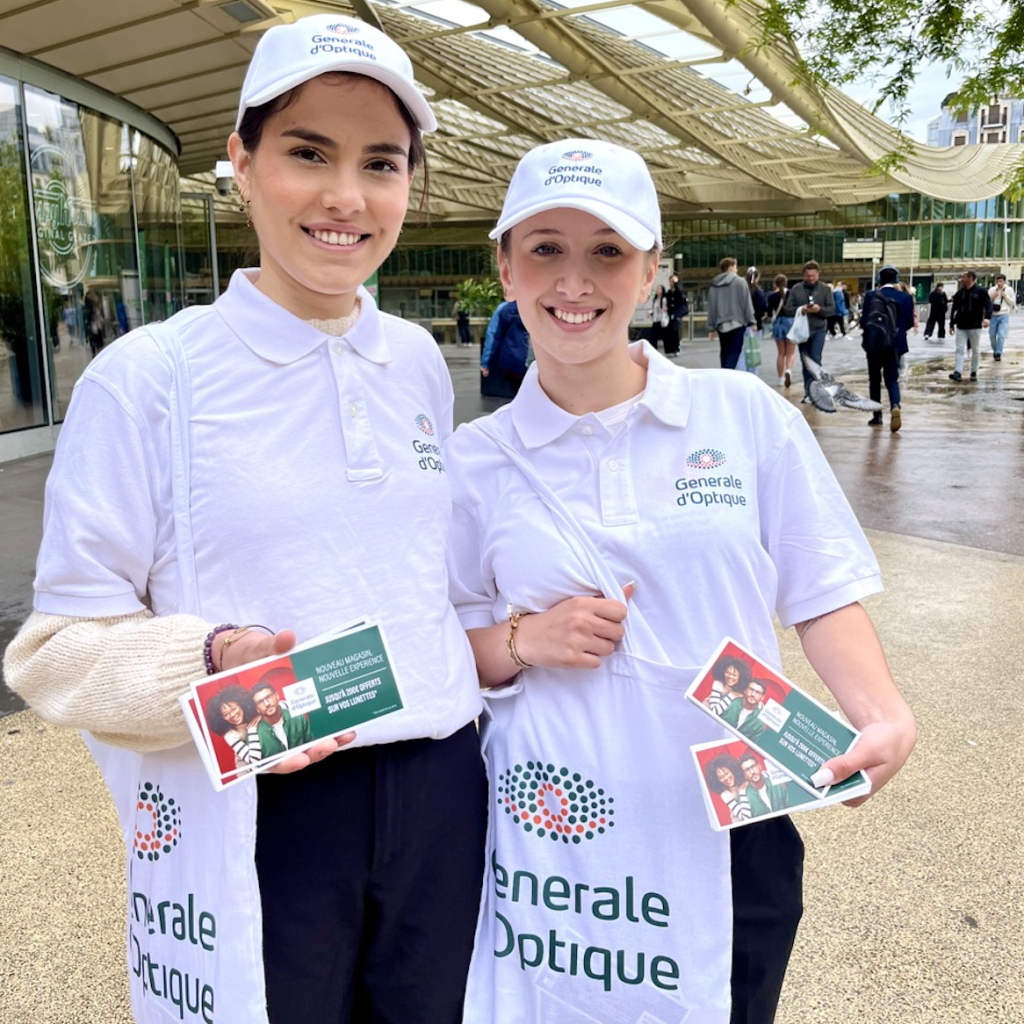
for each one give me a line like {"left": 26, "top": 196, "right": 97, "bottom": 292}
{"left": 237, "top": 61, "right": 437, "bottom": 133}
{"left": 489, "top": 197, "right": 658, "bottom": 251}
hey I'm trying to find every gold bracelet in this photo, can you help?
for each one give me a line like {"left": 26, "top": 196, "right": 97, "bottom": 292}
{"left": 216, "top": 623, "right": 273, "bottom": 671}
{"left": 506, "top": 610, "right": 533, "bottom": 670}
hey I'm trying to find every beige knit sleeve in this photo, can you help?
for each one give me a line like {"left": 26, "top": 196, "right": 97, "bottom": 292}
{"left": 3, "top": 610, "right": 212, "bottom": 752}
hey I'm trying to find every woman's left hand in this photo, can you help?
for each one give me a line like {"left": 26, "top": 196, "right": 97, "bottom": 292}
{"left": 796, "top": 602, "right": 917, "bottom": 808}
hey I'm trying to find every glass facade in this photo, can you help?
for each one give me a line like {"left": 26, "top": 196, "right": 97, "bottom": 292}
{"left": 0, "top": 53, "right": 182, "bottom": 462}
{"left": 668, "top": 195, "right": 1024, "bottom": 285}
{"left": 0, "top": 77, "right": 45, "bottom": 435}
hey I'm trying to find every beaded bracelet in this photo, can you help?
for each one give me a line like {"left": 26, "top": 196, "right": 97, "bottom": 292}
{"left": 505, "top": 609, "right": 533, "bottom": 670}
{"left": 203, "top": 624, "right": 239, "bottom": 675}
{"left": 203, "top": 623, "right": 275, "bottom": 675}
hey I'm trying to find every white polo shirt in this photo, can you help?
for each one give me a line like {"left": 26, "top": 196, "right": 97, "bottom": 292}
{"left": 35, "top": 269, "right": 482, "bottom": 743}
{"left": 447, "top": 342, "right": 882, "bottom": 671}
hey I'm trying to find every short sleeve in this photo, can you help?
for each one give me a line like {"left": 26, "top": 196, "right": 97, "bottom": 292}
{"left": 447, "top": 501, "right": 498, "bottom": 630}
{"left": 34, "top": 354, "right": 172, "bottom": 617}
{"left": 758, "top": 411, "right": 882, "bottom": 629}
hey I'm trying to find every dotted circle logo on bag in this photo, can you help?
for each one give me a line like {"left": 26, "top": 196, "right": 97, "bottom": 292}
{"left": 497, "top": 761, "right": 614, "bottom": 843}
{"left": 561, "top": 150, "right": 592, "bottom": 162}
{"left": 685, "top": 448, "right": 726, "bottom": 470}
{"left": 415, "top": 413, "right": 435, "bottom": 435}
{"left": 133, "top": 782, "right": 181, "bottom": 861}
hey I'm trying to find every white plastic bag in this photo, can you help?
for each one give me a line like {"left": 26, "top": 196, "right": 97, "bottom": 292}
{"left": 786, "top": 308, "right": 809, "bottom": 343}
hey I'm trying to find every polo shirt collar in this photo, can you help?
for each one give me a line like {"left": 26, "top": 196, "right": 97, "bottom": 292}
{"left": 509, "top": 340, "right": 691, "bottom": 449}
{"left": 214, "top": 269, "right": 393, "bottom": 365}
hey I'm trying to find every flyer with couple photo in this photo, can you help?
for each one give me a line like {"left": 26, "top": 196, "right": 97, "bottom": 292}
{"left": 686, "top": 637, "right": 872, "bottom": 831}
{"left": 180, "top": 620, "right": 405, "bottom": 791}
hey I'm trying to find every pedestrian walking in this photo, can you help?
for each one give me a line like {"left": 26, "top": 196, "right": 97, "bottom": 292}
{"left": 988, "top": 273, "right": 1016, "bottom": 361}
{"left": 860, "top": 266, "right": 915, "bottom": 432}
{"left": 708, "top": 257, "right": 755, "bottom": 369}
{"left": 949, "top": 270, "right": 992, "bottom": 381}
{"left": 767, "top": 272, "right": 796, "bottom": 387}
{"left": 924, "top": 282, "right": 948, "bottom": 341}
{"left": 783, "top": 260, "right": 835, "bottom": 400}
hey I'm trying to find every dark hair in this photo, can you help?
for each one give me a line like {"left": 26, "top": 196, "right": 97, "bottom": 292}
{"left": 738, "top": 750, "right": 761, "bottom": 771}
{"left": 204, "top": 684, "right": 258, "bottom": 736}
{"left": 773, "top": 273, "right": 788, "bottom": 290}
{"left": 803, "top": 260, "right": 820, "bottom": 272}
{"left": 719, "top": 256, "right": 737, "bottom": 273}
{"left": 236, "top": 72, "right": 429, "bottom": 210}
{"left": 963, "top": 269, "right": 977, "bottom": 281}
{"left": 704, "top": 754, "right": 744, "bottom": 794}
{"left": 746, "top": 678, "right": 768, "bottom": 697}
{"left": 712, "top": 654, "right": 752, "bottom": 692}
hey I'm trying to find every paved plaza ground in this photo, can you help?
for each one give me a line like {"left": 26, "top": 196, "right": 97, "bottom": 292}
{"left": 2, "top": 320, "right": 1023, "bottom": 1023}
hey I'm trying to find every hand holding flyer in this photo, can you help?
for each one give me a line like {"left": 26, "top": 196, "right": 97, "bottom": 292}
{"left": 181, "top": 620, "right": 405, "bottom": 790}
{"left": 687, "top": 638, "right": 871, "bottom": 829}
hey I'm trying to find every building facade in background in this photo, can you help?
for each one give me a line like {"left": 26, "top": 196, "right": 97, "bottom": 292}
{"left": 2, "top": 44, "right": 1023, "bottom": 463}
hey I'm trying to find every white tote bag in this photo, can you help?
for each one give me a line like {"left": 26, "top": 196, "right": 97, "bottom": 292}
{"left": 463, "top": 429, "right": 732, "bottom": 1024}
{"left": 84, "top": 322, "right": 270, "bottom": 1024}
{"left": 786, "top": 308, "right": 809, "bottom": 344}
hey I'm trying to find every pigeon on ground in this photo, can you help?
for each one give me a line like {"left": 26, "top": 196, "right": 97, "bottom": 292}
{"left": 801, "top": 355, "right": 882, "bottom": 413}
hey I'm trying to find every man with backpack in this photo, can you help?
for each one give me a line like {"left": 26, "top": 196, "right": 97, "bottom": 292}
{"left": 948, "top": 269, "right": 992, "bottom": 382}
{"left": 860, "top": 265, "right": 915, "bottom": 432}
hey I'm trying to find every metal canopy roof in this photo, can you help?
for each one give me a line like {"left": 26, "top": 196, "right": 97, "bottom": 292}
{"left": 3, "top": 0, "right": 1019, "bottom": 224}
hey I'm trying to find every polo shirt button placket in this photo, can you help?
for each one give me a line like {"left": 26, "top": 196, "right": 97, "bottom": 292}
{"left": 329, "top": 341, "right": 384, "bottom": 482}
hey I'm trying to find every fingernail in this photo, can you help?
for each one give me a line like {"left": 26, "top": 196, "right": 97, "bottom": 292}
{"left": 810, "top": 767, "right": 835, "bottom": 788}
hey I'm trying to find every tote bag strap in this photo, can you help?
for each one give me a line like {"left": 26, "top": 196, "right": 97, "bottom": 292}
{"left": 474, "top": 421, "right": 631, "bottom": 609}
{"left": 145, "top": 322, "right": 202, "bottom": 614}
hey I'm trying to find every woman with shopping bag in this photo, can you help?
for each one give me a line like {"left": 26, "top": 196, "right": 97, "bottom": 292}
{"left": 4, "top": 15, "right": 487, "bottom": 1024}
{"left": 446, "top": 138, "right": 916, "bottom": 1024}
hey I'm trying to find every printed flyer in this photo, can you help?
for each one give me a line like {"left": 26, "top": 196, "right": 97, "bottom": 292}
{"left": 181, "top": 620, "right": 404, "bottom": 790}
{"left": 686, "top": 637, "right": 871, "bottom": 804}
{"left": 691, "top": 739, "right": 869, "bottom": 831}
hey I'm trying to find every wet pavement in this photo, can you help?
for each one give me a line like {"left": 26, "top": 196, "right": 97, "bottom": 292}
{"left": 2, "top": 320, "right": 1023, "bottom": 1023}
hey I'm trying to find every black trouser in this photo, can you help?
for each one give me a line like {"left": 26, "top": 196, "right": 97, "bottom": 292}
{"left": 924, "top": 312, "right": 945, "bottom": 338}
{"left": 665, "top": 317, "right": 682, "bottom": 354}
{"left": 719, "top": 326, "right": 746, "bottom": 368}
{"left": 256, "top": 723, "right": 488, "bottom": 1024}
{"left": 867, "top": 347, "right": 901, "bottom": 408}
{"left": 730, "top": 816, "right": 805, "bottom": 1024}
{"left": 826, "top": 315, "right": 846, "bottom": 337}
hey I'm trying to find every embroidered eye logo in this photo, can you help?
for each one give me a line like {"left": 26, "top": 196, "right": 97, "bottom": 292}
{"left": 686, "top": 448, "right": 726, "bottom": 469}
{"left": 496, "top": 761, "right": 614, "bottom": 844}
{"left": 133, "top": 782, "right": 181, "bottom": 861}
{"left": 326, "top": 22, "right": 359, "bottom": 34}
{"left": 561, "top": 150, "right": 592, "bottom": 162}
{"left": 415, "top": 414, "right": 435, "bottom": 435}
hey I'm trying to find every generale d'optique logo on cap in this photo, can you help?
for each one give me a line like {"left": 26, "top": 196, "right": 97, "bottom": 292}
{"left": 546, "top": 151, "right": 603, "bottom": 188}
{"left": 497, "top": 761, "right": 614, "bottom": 843}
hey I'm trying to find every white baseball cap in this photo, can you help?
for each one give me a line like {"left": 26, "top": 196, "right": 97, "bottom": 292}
{"left": 236, "top": 14, "right": 436, "bottom": 132}
{"left": 490, "top": 139, "right": 662, "bottom": 251}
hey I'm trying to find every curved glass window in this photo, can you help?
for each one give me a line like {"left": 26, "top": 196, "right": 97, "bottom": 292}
{"left": 0, "top": 77, "right": 46, "bottom": 432}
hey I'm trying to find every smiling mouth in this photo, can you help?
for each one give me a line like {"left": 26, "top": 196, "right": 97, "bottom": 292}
{"left": 550, "top": 307, "right": 602, "bottom": 325}
{"left": 305, "top": 227, "right": 368, "bottom": 246}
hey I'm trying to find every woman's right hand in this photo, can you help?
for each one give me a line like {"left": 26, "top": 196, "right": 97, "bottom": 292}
{"left": 513, "top": 595, "right": 628, "bottom": 671}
